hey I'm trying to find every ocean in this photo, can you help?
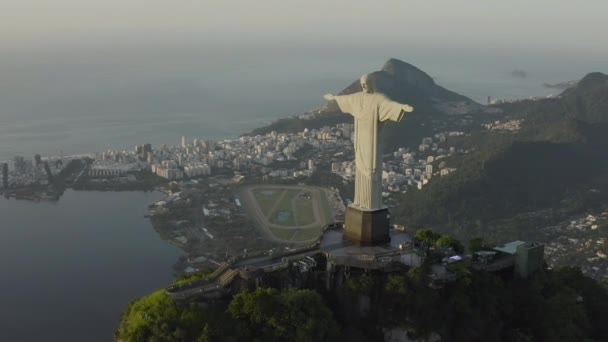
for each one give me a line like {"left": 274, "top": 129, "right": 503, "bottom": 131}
{"left": 1, "top": 41, "right": 606, "bottom": 161}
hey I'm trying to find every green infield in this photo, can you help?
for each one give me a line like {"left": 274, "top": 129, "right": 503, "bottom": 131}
{"left": 253, "top": 188, "right": 318, "bottom": 227}
{"left": 252, "top": 189, "right": 286, "bottom": 217}
{"left": 294, "top": 197, "right": 315, "bottom": 226}
{"left": 244, "top": 185, "right": 334, "bottom": 243}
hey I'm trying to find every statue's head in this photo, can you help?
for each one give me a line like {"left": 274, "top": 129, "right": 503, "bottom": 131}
{"left": 360, "top": 74, "right": 374, "bottom": 94}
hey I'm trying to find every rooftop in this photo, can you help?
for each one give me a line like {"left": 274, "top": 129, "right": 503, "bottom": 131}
{"left": 493, "top": 240, "right": 526, "bottom": 255}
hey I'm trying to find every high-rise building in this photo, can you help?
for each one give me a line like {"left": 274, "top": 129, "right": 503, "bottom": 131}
{"left": 204, "top": 140, "right": 216, "bottom": 151}
{"left": 34, "top": 154, "right": 42, "bottom": 167}
{"left": 425, "top": 164, "right": 433, "bottom": 178}
{"left": 181, "top": 136, "right": 187, "bottom": 148}
{"left": 13, "top": 156, "right": 26, "bottom": 173}
{"left": 143, "top": 143, "right": 152, "bottom": 154}
{"left": 43, "top": 161, "right": 53, "bottom": 183}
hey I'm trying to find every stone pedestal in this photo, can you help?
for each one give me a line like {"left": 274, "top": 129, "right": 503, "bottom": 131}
{"left": 344, "top": 206, "right": 390, "bottom": 246}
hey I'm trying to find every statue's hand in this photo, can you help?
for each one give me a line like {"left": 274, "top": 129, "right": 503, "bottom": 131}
{"left": 402, "top": 104, "right": 414, "bottom": 113}
{"left": 323, "top": 93, "right": 335, "bottom": 101}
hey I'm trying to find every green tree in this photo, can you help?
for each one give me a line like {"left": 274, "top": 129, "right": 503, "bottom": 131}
{"left": 228, "top": 288, "right": 340, "bottom": 342}
{"left": 468, "top": 237, "right": 484, "bottom": 253}
{"left": 414, "top": 229, "right": 441, "bottom": 246}
{"left": 436, "top": 235, "right": 455, "bottom": 248}
{"left": 345, "top": 273, "right": 375, "bottom": 294}
{"left": 115, "top": 290, "right": 208, "bottom": 342}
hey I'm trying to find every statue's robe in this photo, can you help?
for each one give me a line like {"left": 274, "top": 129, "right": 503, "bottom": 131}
{"left": 334, "top": 92, "right": 405, "bottom": 210}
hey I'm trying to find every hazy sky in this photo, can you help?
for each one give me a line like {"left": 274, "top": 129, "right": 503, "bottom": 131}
{"left": 1, "top": 0, "right": 607, "bottom": 51}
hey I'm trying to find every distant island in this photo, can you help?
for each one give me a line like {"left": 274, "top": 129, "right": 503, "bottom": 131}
{"left": 511, "top": 69, "right": 527, "bottom": 78}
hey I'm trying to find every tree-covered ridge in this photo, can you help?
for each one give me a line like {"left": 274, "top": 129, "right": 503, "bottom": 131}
{"left": 115, "top": 288, "right": 339, "bottom": 342}
{"left": 115, "top": 221, "right": 608, "bottom": 342}
{"left": 348, "top": 231, "right": 608, "bottom": 341}
{"left": 498, "top": 72, "right": 608, "bottom": 127}
{"left": 380, "top": 266, "right": 608, "bottom": 341}
{"left": 224, "top": 288, "right": 339, "bottom": 342}
{"left": 395, "top": 72, "right": 608, "bottom": 243}
{"left": 396, "top": 139, "right": 608, "bottom": 230}
{"left": 116, "top": 264, "right": 608, "bottom": 341}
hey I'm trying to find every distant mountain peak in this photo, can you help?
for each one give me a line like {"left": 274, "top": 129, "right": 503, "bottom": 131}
{"left": 554, "top": 72, "right": 608, "bottom": 123}
{"left": 321, "top": 58, "right": 480, "bottom": 115}
{"left": 577, "top": 72, "right": 608, "bottom": 88}
{"left": 381, "top": 58, "right": 436, "bottom": 92}
{"left": 562, "top": 72, "right": 608, "bottom": 96}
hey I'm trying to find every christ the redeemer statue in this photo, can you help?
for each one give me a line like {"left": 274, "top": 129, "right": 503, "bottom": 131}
{"left": 324, "top": 74, "right": 413, "bottom": 211}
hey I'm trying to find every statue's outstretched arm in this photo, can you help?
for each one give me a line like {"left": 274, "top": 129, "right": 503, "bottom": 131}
{"left": 324, "top": 92, "right": 361, "bottom": 117}
{"left": 323, "top": 93, "right": 335, "bottom": 101}
{"left": 401, "top": 104, "right": 414, "bottom": 113}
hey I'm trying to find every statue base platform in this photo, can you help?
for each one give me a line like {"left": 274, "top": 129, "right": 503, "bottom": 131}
{"left": 344, "top": 206, "right": 390, "bottom": 246}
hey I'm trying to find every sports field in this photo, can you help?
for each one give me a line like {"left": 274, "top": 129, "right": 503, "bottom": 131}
{"left": 240, "top": 185, "right": 333, "bottom": 243}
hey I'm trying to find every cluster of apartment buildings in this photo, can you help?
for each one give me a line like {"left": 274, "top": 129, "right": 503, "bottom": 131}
{"left": 18, "top": 123, "right": 345, "bottom": 184}
{"left": 332, "top": 132, "right": 461, "bottom": 194}
{"left": 87, "top": 149, "right": 147, "bottom": 178}
{"left": 540, "top": 211, "right": 608, "bottom": 280}
{"left": 482, "top": 119, "right": 523, "bottom": 132}
{"left": 138, "top": 123, "right": 355, "bottom": 181}
{"left": 5, "top": 121, "right": 463, "bottom": 195}
{"left": 1, "top": 155, "right": 70, "bottom": 189}
{"left": 487, "top": 94, "right": 557, "bottom": 105}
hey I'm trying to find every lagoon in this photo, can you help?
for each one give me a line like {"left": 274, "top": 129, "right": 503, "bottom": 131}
{"left": 0, "top": 190, "right": 181, "bottom": 342}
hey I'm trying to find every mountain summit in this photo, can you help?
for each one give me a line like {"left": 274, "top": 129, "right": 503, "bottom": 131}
{"left": 322, "top": 58, "right": 480, "bottom": 115}
{"left": 570, "top": 72, "right": 608, "bottom": 91}
{"left": 559, "top": 72, "right": 608, "bottom": 123}
{"left": 381, "top": 58, "right": 471, "bottom": 102}
{"left": 250, "top": 58, "right": 486, "bottom": 148}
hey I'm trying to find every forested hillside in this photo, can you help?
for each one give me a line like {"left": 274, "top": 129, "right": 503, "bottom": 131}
{"left": 395, "top": 73, "right": 608, "bottom": 242}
